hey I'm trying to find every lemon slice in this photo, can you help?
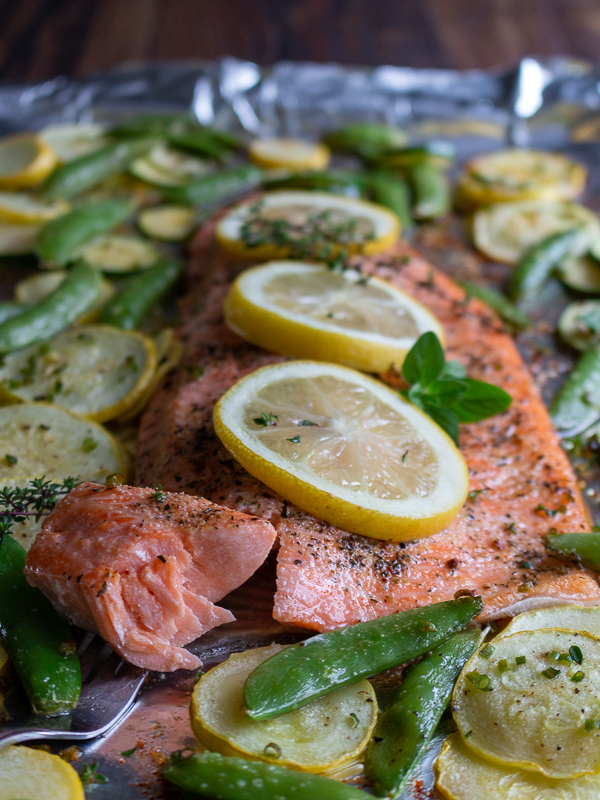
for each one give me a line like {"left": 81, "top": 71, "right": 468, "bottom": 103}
{"left": 0, "top": 325, "right": 157, "bottom": 422}
{"left": 466, "top": 149, "right": 586, "bottom": 203}
{"left": 216, "top": 190, "right": 400, "bottom": 260}
{"left": 137, "top": 205, "right": 196, "bottom": 241}
{"left": 214, "top": 360, "right": 469, "bottom": 541}
{"left": 39, "top": 123, "right": 107, "bottom": 162}
{"left": 248, "top": 138, "right": 331, "bottom": 170}
{"left": 0, "top": 220, "right": 41, "bottom": 255}
{"left": 435, "top": 732, "right": 600, "bottom": 800}
{"left": 190, "top": 644, "right": 377, "bottom": 773}
{"left": 0, "top": 191, "right": 69, "bottom": 223}
{"left": 0, "top": 745, "right": 84, "bottom": 800}
{"left": 224, "top": 260, "right": 444, "bottom": 372}
{"left": 0, "top": 133, "right": 58, "bottom": 189}
{"left": 15, "top": 270, "right": 116, "bottom": 323}
{"left": 473, "top": 200, "right": 600, "bottom": 264}
{"left": 453, "top": 629, "right": 600, "bottom": 779}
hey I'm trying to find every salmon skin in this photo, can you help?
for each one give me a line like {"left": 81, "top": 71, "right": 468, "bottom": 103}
{"left": 136, "top": 217, "right": 600, "bottom": 632}
{"left": 24, "top": 483, "right": 277, "bottom": 670}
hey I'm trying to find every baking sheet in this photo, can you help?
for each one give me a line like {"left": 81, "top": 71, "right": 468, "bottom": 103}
{"left": 2, "top": 56, "right": 600, "bottom": 798}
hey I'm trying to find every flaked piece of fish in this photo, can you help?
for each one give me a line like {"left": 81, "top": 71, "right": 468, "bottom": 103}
{"left": 24, "top": 483, "right": 277, "bottom": 671}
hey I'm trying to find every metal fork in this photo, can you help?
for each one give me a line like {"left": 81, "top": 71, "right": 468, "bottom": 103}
{"left": 0, "top": 631, "right": 147, "bottom": 747}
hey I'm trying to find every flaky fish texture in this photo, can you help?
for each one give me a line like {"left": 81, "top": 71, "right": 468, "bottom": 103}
{"left": 25, "top": 483, "right": 277, "bottom": 670}
{"left": 136, "top": 214, "right": 600, "bottom": 631}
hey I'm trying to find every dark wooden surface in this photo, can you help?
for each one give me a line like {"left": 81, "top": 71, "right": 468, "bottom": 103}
{"left": 1, "top": 0, "right": 600, "bottom": 83}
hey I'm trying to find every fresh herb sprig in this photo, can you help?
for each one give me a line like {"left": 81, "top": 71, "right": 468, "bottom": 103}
{"left": 0, "top": 476, "right": 78, "bottom": 542}
{"left": 401, "top": 332, "right": 512, "bottom": 444}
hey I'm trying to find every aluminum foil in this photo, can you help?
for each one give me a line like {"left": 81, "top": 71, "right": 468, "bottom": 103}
{"left": 3, "top": 56, "right": 600, "bottom": 798}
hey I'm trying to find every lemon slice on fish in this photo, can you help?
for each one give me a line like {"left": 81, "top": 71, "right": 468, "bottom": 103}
{"left": 224, "top": 260, "right": 444, "bottom": 372}
{"left": 435, "top": 732, "right": 600, "bottom": 800}
{"left": 0, "top": 745, "right": 84, "bottom": 800}
{"left": 248, "top": 138, "right": 331, "bottom": 170}
{"left": 214, "top": 360, "right": 469, "bottom": 541}
{"left": 452, "top": 629, "right": 600, "bottom": 779}
{"left": 0, "top": 133, "right": 58, "bottom": 189}
{"left": 216, "top": 190, "right": 400, "bottom": 260}
{"left": 191, "top": 644, "right": 377, "bottom": 773}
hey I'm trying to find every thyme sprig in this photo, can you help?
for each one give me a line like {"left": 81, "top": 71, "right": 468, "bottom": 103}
{"left": 0, "top": 476, "right": 78, "bottom": 542}
{"left": 239, "top": 201, "right": 375, "bottom": 270}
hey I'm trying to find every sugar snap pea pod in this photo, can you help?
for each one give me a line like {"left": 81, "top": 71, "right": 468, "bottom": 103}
{"left": 459, "top": 281, "right": 532, "bottom": 330}
{"left": 324, "top": 123, "right": 407, "bottom": 159}
{"left": 409, "top": 162, "right": 451, "bottom": 220}
{"left": 545, "top": 531, "right": 600, "bottom": 570}
{"left": 110, "top": 113, "right": 187, "bottom": 138}
{"left": 368, "top": 169, "right": 412, "bottom": 229}
{"left": 508, "top": 228, "right": 580, "bottom": 301}
{"left": 99, "top": 258, "right": 183, "bottom": 329}
{"left": 37, "top": 198, "right": 135, "bottom": 266}
{"left": 244, "top": 595, "right": 483, "bottom": 720}
{"left": 163, "top": 751, "right": 368, "bottom": 800}
{"left": 377, "top": 141, "right": 456, "bottom": 170}
{"left": 262, "top": 169, "right": 366, "bottom": 195}
{"left": 0, "top": 261, "right": 101, "bottom": 353}
{"left": 0, "top": 301, "right": 28, "bottom": 324}
{"left": 550, "top": 343, "right": 600, "bottom": 435}
{"left": 364, "top": 627, "right": 481, "bottom": 797}
{"left": 0, "top": 535, "right": 81, "bottom": 715}
{"left": 167, "top": 130, "right": 230, "bottom": 160}
{"left": 162, "top": 165, "right": 262, "bottom": 207}
{"left": 43, "top": 138, "right": 154, "bottom": 200}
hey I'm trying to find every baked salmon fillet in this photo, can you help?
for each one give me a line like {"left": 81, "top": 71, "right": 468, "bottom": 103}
{"left": 136, "top": 216, "right": 600, "bottom": 631}
{"left": 24, "top": 483, "right": 276, "bottom": 670}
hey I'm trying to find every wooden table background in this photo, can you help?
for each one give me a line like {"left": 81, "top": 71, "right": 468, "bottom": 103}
{"left": 1, "top": 0, "right": 600, "bottom": 83}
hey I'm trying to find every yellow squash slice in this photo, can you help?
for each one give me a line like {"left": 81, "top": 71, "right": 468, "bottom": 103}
{"left": 0, "top": 133, "right": 58, "bottom": 189}
{"left": 15, "top": 270, "right": 116, "bottom": 323}
{"left": 224, "top": 260, "right": 444, "bottom": 372}
{"left": 216, "top": 190, "right": 400, "bottom": 260}
{"left": 0, "top": 745, "right": 84, "bottom": 800}
{"left": 435, "top": 732, "right": 600, "bottom": 800}
{"left": 119, "top": 328, "right": 182, "bottom": 420}
{"left": 76, "top": 234, "right": 160, "bottom": 273}
{"left": 0, "top": 220, "right": 41, "bottom": 256}
{"left": 453, "top": 629, "right": 600, "bottom": 779}
{"left": 497, "top": 605, "right": 600, "bottom": 640}
{"left": 0, "top": 326, "right": 157, "bottom": 422}
{"left": 214, "top": 360, "right": 469, "bottom": 542}
{"left": 0, "top": 403, "right": 129, "bottom": 484}
{"left": 190, "top": 644, "right": 377, "bottom": 773}
{"left": 472, "top": 200, "right": 600, "bottom": 264}
{"left": 137, "top": 204, "right": 196, "bottom": 241}
{"left": 248, "top": 138, "right": 331, "bottom": 170}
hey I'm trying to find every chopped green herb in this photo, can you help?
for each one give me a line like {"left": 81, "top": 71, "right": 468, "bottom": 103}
{"left": 263, "top": 742, "right": 282, "bottom": 758}
{"left": 465, "top": 671, "right": 493, "bottom": 691}
{"left": 468, "top": 487, "right": 489, "bottom": 503}
{"left": 541, "top": 667, "right": 560, "bottom": 679}
{"left": 402, "top": 449, "right": 409, "bottom": 463}
{"left": 0, "top": 476, "right": 78, "bottom": 542}
{"left": 497, "top": 659, "right": 509, "bottom": 674}
{"left": 120, "top": 747, "right": 137, "bottom": 758}
{"left": 81, "top": 437, "right": 98, "bottom": 453}
{"left": 570, "top": 645, "right": 583, "bottom": 665}
{"left": 253, "top": 412, "right": 278, "bottom": 428}
{"left": 80, "top": 762, "right": 108, "bottom": 785}
{"left": 585, "top": 719, "right": 600, "bottom": 732}
{"left": 464, "top": 730, "right": 472, "bottom": 739}
{"left": 298, "top": 419, "right": 318, "bottom": 427}
{"left": 286, "top": 435, "right": 301, "bottom": 444}
{"left": 186, "top": 364, "right": 205, "bottom": 379}
{"left": 480, "top": 644, "right": 495, "bottom": 659}
{"left": 572, "top": 671, "right": 585, "bottom": 683}
{"left": 549, "top": 650, "right": 561, "bottom": 661}
{"left": 150, "top": 485, "right": 166, "bottom": 503}
{"left": 515, "top": 655, "right": 527, "bottom": 665}
{"left": 4, "top": 454, "right": 17, "bottom": 466}
{"left": 348, "top": 712, "right": 359, "bottom": 727}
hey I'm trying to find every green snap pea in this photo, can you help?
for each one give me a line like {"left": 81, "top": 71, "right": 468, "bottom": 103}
{"left": 162, "top": 165, "right": 262, "bottom": 207}
{"left": 167, "top": 130, "right": 231, "bottom": 161}
{"left": 368, "top": 169, "right": 412, "bottom": 230}
{"left": 99, "top": 259, "right": 183, "bottom": 330}
{"left": 37, "top": 198, "right": 135, "bottom": 266}
{"left": 0, "top": 535, "right": 81, "bottom": 715}
{"left": 550, "top": 344, "right": 600, "bottom": 435}
{"left": 43, "top": 138, "right": 154, "bottom": 200}
{"left": 163, "top": 751, "right": 368, "bottom": 800}
{"left": 459, "top": 281, "right": 532, "bottom": 330}
{"left": 545, "top": 531, "right": 600, "bottom": 570}
{"left": 508, "top": 229, "right": 580, "bottom": 301}
{"left": 409, "top": 162, "right": 451, "bottom": 219}
{"left": 0, "top": 302, "right": 28, "bottom": 324}
{"left": 364, "top": 627, "right": 481, "bottom": 797}
{"left": 262, "top": 169, "right": 366, "bottom": 195}
{"left": 110, "top": 113, "right": 188, "bottom": 138}
{"left": 0, "top": 261, "right": 101, "bottom": 353}
{"left": 324, "top": 123, "right": 407, "bottom": 160}
{"left": 377, "top": 141, "right": 456, "bottom": 171}
{"left": 243, "top": 595, "right": 483, "bottom": 720}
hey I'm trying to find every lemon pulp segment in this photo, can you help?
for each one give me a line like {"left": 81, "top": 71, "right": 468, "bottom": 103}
{"left": 214, "top": 361, "right": 468, "bottom": 541}
{"left": 224, "top": 260, "right": 444, "bottom": 372}
{"left": 216, "top": 191, "right": 400, "bottom": 260}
